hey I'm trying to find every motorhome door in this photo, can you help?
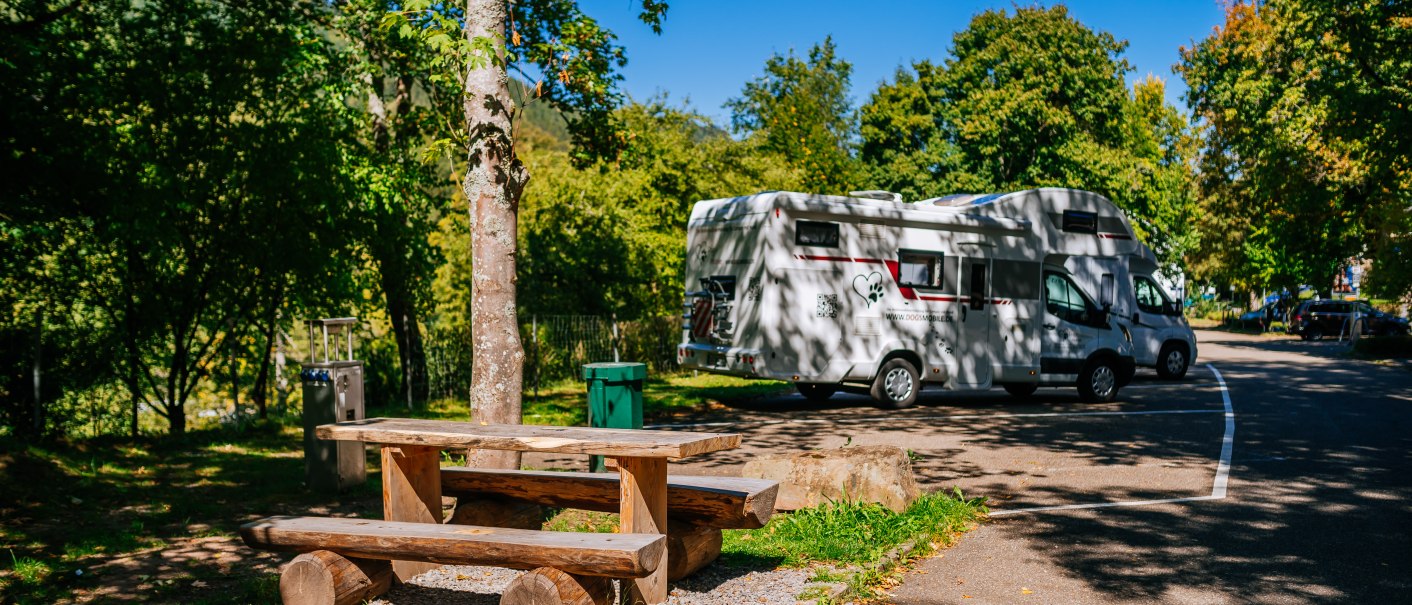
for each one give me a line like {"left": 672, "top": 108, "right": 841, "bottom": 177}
{"left": 954, "top": 257, "right": 994, "bottom": 388}
{"left": 1040, "top": 271, "right": 1099, "bottom": 378}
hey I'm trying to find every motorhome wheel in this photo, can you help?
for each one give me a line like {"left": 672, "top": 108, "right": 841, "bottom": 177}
{"left": 1156, "top": 342, "right": 1190, "bottom": 379}
{"left": 871, "top": 358, "right": 919, "bottom": 409}
{"left": 1003, "top": 383, "right": 1039, "bottom": 398}
{"left": 1078, "top": 357, "right": 1119, "bottom": 403}
{"left": 796, "top": 383, "right": 839, "bottom": 402}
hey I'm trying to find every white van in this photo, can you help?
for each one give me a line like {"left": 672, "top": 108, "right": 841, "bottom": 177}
{"left": 1065, "top": 250, "right": 1197, "bottom": 378}
{"left": 676, "top": 189, "right": 1137, "bottom": 408}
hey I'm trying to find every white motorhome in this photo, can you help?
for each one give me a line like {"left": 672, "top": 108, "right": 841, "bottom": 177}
{"left": 1064, "top": 246, "right": 1197, "bottom": 378}
{"left": 941, "top": 190, "right": 1198, "bottom": 379}
{"left": 676, "top": 189, "right": 1138, "bottom": 408}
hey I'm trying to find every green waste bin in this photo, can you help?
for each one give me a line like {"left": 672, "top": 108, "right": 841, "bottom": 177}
{"left": 584, "top": 362, "right": 646, "bottom": 472}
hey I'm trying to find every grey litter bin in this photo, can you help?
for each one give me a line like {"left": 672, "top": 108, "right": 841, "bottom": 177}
{"left": 301, "top": 318, "right": 367, "bottom": 492}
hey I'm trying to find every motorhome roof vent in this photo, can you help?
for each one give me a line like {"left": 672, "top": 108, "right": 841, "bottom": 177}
{"left": 848, "top": 190, "right": 902, "bottom": 203}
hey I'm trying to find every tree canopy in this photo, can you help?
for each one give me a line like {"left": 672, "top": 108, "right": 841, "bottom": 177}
{"left": 1180, "top": 0, "right": 1412, "bottom": 296}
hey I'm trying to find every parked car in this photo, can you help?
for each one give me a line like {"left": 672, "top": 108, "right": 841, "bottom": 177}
{"left": 1290, "top": 300, "right": 1410, "bottom": 340}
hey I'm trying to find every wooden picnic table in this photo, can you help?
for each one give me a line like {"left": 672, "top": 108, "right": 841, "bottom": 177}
{"left": 316, "top": 417, "right": 742, "bottom": 605}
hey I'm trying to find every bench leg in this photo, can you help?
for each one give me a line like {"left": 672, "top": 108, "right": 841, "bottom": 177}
{"left": 382, "top": 445, "right": 443, "bottom": 582}
{"left": 667, "top": 521, "right": 722, "bottom": 581}
{"left": 500, "top": 567, "right": 610, "bottom": 605}
{"left": 616, "top": 456, "right": 667, "bottom": 605}
{"left": 280, "top": 550, "right": 392, "bottom": 605}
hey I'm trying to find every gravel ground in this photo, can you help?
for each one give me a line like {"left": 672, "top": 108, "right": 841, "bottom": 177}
{"left": 369, "top": 564, "right": 818, "bottom": 605}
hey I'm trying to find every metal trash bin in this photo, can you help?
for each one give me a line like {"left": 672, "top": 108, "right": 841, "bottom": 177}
{"left": 584, "top": 362, "right": 645, "bottom": 472}
{"left": 301, "top": 318, "right": 367, "bottom": 492}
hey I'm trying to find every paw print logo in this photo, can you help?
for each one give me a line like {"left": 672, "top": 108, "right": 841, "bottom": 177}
{"left": 852, "top": 272, "right": 885, "bottom": 307}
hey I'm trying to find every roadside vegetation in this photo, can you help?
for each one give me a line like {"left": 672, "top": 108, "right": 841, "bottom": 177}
{"left": 0, "top": 375, "right": 795, "bottom": 603}
{"left": 541, "top": 489, "right": 989, "bottom": 601}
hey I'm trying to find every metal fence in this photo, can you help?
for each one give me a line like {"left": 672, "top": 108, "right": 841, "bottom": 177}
{"left": 424, "top": 315, "right": 682, "bottom": 401}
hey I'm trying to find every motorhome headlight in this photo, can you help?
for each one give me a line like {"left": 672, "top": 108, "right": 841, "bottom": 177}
{"left": 1119, "top": 324, "right": 1132, "bottom": 343}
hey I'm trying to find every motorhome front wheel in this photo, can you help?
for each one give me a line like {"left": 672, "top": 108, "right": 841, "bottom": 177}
{"left": 1156, "top": 343, "right": 1190, "bottom": 379}
{"left": 1078, "top": 358, "right": 1120, "bottom": 403}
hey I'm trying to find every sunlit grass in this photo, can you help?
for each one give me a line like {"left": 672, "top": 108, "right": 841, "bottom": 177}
{"left": 721, "top": 490, "right": 987, "bottom": 569}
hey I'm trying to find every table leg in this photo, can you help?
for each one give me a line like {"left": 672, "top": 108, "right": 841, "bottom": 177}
{"left": 382, "top": 445, "right": 443, "bottom": 582}
{"left": 616, "top": 456, "right": 667, "bottom": 605}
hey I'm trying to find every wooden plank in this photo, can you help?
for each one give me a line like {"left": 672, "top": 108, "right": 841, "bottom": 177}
{"left": 618, "top": 456, "right": 667, "bottom": 605}
{"left": 500, "top": 567, "right": 611, "bottom": 605}
{"left": 279, "top": 550, "right": 392, "bottom": 605}
{"left": 441, "top": 467, "right": 777, "bottom": 529}
{"left": 239, "top": 516, "right": 664, "bottom": 578}
{"left": 446, "top": 497, "right": 546, "bottom": 530}
{"left": 381, "top": 445, "right": 442, "bottom": 581}
{"left": 317, "top": 418, "right": 740, "bottom": 458}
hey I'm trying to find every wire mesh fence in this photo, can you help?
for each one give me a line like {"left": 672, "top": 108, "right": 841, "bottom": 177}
{"left": 424, "top": 315, "right": 682, "bottom": 401}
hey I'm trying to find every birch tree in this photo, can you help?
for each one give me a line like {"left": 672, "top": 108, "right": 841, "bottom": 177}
{"left": 392, "top": 0, "right": 665, "bottom": 467}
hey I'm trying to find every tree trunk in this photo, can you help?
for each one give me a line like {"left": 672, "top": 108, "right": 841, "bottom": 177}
{"left": 169, "top": 402, "right": 186, "bottom": 436}
{"left": 463, "top": 0, "right": 527, "bottom": 470}
{"left": 32, "top": 318, "right": 42, "bottom": 436}
{"left": 381, "top": 264, "right": 428, "bottom": 409}
{"left": 275, "top": 329, "right": 291, "bottom": 414}
{"left": 251, "top": 294, "right": 283, "bottom": 419}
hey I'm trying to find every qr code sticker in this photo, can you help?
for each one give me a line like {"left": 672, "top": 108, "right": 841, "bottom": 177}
{"left": 816, "top": 294, "right": 839, "bottom": 318}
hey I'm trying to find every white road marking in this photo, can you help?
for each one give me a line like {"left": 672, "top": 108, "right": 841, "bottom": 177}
{"left": 992, "top": 363, "right": 1236, "bottom": 516}
{"left": 645, "top": 407, "right": 1223, "bottom": 430}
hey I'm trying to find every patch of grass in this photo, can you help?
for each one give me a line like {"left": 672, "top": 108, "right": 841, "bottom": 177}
{"left": 7, "top": 551, "right": 51, "bottom": 585}
{"left": 721, "top": 489, "right": 986, "bottom": 569}
{"left": 62, "top": 521, "right": 163, "bottom": 560}
{"left": 542, "top": 509, "right": 618, "bottom": 534}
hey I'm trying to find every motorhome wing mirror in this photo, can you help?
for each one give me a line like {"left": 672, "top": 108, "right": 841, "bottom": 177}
{"left": 1166, "top": 301, "right": 1182, "bottom": 316}
{"left": 1100, "top": 274, "right": 1115, "bottom": 309}
{"left": 1132, "top": 312, "right": 1141, "bottom": 324}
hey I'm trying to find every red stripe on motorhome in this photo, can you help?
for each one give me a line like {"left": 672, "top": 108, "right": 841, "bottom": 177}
{"left": 793, "top": 255, "right": 1017, "bottom": 305}
{"left": 793, "top": 254, "right": 885, "bottom": 264}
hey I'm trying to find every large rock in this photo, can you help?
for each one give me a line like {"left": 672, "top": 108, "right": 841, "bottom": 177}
{"left": 740, "top": 445, "right": 921, "bottom": 513}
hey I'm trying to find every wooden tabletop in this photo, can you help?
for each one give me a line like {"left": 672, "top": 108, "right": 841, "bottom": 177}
{"left": 316, "top": 418, "right": 741, "bottom": 458}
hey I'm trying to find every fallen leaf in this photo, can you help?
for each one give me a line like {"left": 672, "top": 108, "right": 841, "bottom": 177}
{"left": 1022, "top": 587, "right": 1034, "bottom": 594}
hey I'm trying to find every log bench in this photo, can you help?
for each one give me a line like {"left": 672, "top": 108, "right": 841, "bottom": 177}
{"left": 441, "top": 467, "right": 779, "bottom": 580}
{"left": 246, "top": 418, "right": 755, "bottom": 605}
{"left": 240, "top": 516, "right": 663, "bottom": 605}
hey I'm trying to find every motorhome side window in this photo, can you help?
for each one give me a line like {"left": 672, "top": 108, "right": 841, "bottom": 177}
{"left": 1133, "top": 276, "right": 1169, "bottom": 314}
{"left": 897, "top": 250, "right": 942, "bottom": 288}
{"left": 795, "top": 221, "right": 839, "bottom": 247}
{"left": 1044, "top": 272, "right": 1094, "bottom": 325}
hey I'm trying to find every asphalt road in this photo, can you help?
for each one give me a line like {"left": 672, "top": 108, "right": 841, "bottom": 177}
{"left": 653, "top": 330, "right": 1412, "bottom": 604}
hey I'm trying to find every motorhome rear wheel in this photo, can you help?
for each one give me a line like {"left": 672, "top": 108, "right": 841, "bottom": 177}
{"left": 871, "top": 358, "right": 920, "bottom": 409}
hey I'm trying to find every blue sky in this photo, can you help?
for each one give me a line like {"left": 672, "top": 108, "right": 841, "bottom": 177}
{"left": 590, "top": 1, "right": 1228, "bottom": 125}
